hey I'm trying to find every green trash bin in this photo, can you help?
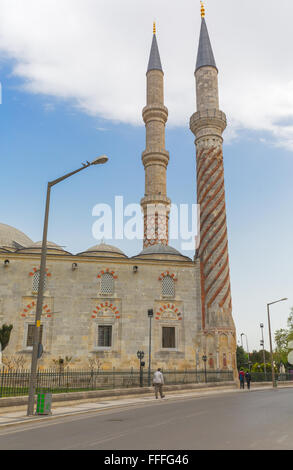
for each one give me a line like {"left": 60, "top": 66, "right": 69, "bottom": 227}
{"left": 36, "top": 391, "right": 52, "bottom": 415}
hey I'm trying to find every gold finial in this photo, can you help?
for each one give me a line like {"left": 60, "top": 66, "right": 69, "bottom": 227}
{"left": 200, "top": 1, "right": 205, "bottom": 18}
{"left": 153, "top": 21, "right": 156, "bottom": 35}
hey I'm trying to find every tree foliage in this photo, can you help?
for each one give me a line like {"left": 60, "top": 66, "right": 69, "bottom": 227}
{"left": 236, "top": 345, "right": 248, "bottom": 369}
{"left": 0, "top": 324, "right": 13, "bottom": 351}
{"left": 273, "top": 307, "right": 293, "bottom": 368}
{"left": 249, "top": 349, "right": 270, "bottom": 364}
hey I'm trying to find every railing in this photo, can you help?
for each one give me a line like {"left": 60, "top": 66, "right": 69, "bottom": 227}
{"left": 0, "top": 368, "right": 234, "bottom": 398}
{"left": 250, "top": 372, "right": 293, "bottom": 383}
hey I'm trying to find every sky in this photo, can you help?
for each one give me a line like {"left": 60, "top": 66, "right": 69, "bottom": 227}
{"left": 0, "top": 0, "right": 292, "bottom": 352}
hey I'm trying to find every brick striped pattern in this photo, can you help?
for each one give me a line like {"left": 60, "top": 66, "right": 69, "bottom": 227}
{"left": 143, "top": 211, "right": 169, "bottom": 248}
{"left": 196, "top": 145, "right": 232, "bottom": 328}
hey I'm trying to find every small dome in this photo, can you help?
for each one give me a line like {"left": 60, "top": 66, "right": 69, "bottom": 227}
{"left": 17, "top": 241, "right": 71, "bottom": 255}
{"left": 134, "top": 244, "right": 191, "bottom": 261}
{"left": 78, "top": 243, "right": 127, "bottom": 258}
{"left": 0, "top": 223, "right": 33, "bottom": 250}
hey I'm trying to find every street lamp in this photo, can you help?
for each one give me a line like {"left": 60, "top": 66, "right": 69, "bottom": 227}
{"left": 267, "top": 298, "right": 288, "bottom": 389}
{"left": 147, "top": 309, "right": 154, "bottom": 387}
{"left": 202, "top": 355, "right": 207, "bottom": 383}
{"left": 260, "top": 323, "right": 267, "bottom": 380}
{"left": 241, "top": 333, "right": 250, "bottom": 369}
{"left": 27, "top": 156, "right": 108, "bottom": 416}
{"left": 137, "top": 350, "right": 145, "bottom": 387}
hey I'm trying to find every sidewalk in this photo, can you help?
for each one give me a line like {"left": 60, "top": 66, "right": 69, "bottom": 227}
{"left": 0, "top": 382, "right": 292, "bottom": 428}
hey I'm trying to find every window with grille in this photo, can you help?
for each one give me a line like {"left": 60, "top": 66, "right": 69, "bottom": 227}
{"left": 162, "top": 275, "right": 175, "bottom": 297}
{"left": 98, "top": 325, "right": 112, "bottom": 347}
{"left": 162, "top": 327, "right": 176, "bottom": 349}
{"left": 32, "top": 271, "right": 46, "bottom": 293}
{"left": 100, "top": 273, "right": 114, "bottom": 295}
{"left": 26, "top": 324, "right": 43, "bottom": 347}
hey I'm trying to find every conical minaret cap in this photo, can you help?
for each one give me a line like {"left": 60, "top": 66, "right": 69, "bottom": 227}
{"left": 195, "top": 17, "right": 217, "bottom": 72}
{"left": 147, "top": 33, "right": 163, "bottom": 73}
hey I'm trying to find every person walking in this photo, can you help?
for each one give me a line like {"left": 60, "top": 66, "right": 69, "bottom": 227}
{"left": 245, "top": 371, "right": 252, "bottom": 390}
{"left": 153, "top": 368, "right": 165, "bottom": 399}
{"left": 239, "top": 368, "right": 245, "bottom": 389}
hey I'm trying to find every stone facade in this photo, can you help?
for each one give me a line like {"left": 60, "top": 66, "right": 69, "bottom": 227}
{"left": 0, "top": 242, "right": 208, "bottom": 370}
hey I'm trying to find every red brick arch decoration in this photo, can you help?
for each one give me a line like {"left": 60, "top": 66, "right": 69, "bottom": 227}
{"left": 158, "top": 271, "right": 177, "bottom": 282}
{"left": 155, "top": 304, "right": 182, "bottom": 321}
{"left": 97, "top": 269, "right": 118, "bottom": 280}
{"left": 29, "top": 267, "right": 51, "bottom": 278}
{"left": 92, "top": 302, "right": 120, "bottom": 320}
{"left": 20, "top": 302, "right": 52, "bottom": 318}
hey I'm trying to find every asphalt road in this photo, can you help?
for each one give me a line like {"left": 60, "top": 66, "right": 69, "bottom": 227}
{"left": 0, "top": 388, "right": 293, "bottom": 450}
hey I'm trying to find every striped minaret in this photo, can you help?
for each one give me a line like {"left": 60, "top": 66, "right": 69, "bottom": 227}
{"left": 190, "top": 6, "right": 235, "bottom": 334}
{"left": 141, "top": 23, "right": 170, "bottom": 248}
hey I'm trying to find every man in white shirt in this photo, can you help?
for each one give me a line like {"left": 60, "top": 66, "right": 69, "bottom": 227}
{"left": 153, "top": 368, "right": 165, "bottom": 399}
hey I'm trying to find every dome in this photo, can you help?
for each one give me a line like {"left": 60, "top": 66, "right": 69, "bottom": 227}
{"left": 0, "top": 223, "right": 33, "bottom": 251}
{"left": 133, "top": 244, "right": 192, "bottom": 261}
{"left": 78, "top": 243, "right": 127, "bottom": 258}
{"left": 16, "top": 241, "right": 71, "bottom": 255}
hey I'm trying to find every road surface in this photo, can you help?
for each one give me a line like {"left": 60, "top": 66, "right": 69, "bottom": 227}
{"left": 0, "top": 388, "right": 293, "bottom": 450}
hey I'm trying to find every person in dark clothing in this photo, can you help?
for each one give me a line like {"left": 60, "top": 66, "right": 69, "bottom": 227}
{"left": 245, "top": 371, "right": 252, "bottom": 390}
{"left": 239, "top": 369, "right": 245, "bottom": 389}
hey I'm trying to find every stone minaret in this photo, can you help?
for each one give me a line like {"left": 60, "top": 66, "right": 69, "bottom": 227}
{"left": 141, "top": 24, "right": 170, "bottom": 248}
{"left": 190, "top": 5, "right": 235, "bottom": 340}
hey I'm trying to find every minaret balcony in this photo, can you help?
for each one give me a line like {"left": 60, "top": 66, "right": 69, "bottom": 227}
{"left": 142, "top": 105, "right": 168, "bottom": 124}
{"left": 142, "top": 148, "right": 169, "bottom": 168}
{"left": 190, "top": 109, "right": 227, "bottom": 137}
{"left": 141, "top": 194, "right": 171, "bottom": 208}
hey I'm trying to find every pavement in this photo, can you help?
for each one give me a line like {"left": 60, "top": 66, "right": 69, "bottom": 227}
{"left": 1, "top": 382, "right": 292, "bottom": 428}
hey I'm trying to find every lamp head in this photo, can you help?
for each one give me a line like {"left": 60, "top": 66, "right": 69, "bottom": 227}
{"left": 91, "top": 155, "right": 108, "bottom": 165}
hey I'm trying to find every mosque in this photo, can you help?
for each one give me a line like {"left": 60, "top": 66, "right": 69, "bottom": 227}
{"left": 0, "top": 5, "right": 237, "bottom": 372}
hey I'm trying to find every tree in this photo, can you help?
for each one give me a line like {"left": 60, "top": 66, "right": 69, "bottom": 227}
{"left": 0, "top": 324, "right": 13, "bottom": 351}
{"left": 274, "top": 307, "right": 293, "bottom": 369}
{"left": 249, "top": 349, "right": 270, "bottom": 364}
{"left": 275, "top": 328, "right": 289, "bottom": 352}
{"left": 236, "top": 345, "right": 247, "bottom": 369}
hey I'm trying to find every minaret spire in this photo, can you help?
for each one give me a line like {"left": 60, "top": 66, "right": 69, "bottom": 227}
{"left": 147, "top": 24, "right": 163, "bottom": 73}
{"left": 141, "top": 25, "right": 170, "bottom": 248}
{"left": 196, "top": 14, "right": 217, "bottom": 72}
{"left": 190, "top": 9, "right": 236, "bottom": 371}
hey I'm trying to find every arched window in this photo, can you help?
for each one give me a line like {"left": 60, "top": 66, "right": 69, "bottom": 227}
{"left": 162, "top": 275, "right": 175, "bottom": 298}
{"left": 100, "top": 273, "right": 114, "bottom": 295}
{"left": 32, "top": 271, "right": 46, "bottom": 293}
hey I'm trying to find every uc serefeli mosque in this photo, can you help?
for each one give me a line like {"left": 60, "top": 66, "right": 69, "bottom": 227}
{"left": 0, "top": 7, "right": 237, "bottom": 373}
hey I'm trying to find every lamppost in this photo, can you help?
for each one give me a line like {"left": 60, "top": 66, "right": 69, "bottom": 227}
{"left": 147, "top": 309, "right": 153, "bottom": 386}
{"left": 27, "top": 156, "right": 109, "bottom": 416}
{"left": 267, "top": 298, "right": 288, "bottom": 388}
{"left": 241, "top": 333, "right": 250, "bottom": 370}
{"left": 137, "top": 351, "right": 145, "bottom": 387}
{"left": 260, "top": 323, "right": 267, "bottom": 380}
{"left": 202, "top": 355, "right": 207, "bottom": 383}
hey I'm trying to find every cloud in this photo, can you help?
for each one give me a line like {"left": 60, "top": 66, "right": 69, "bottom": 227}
{"left": 0, "top": 0, "right": 293, "bottom": 148}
